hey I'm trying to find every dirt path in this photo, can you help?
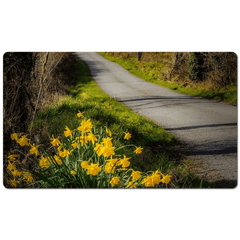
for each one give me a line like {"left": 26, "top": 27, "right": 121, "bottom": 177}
{"left": 75, "top": 52, "right": 238, "bottom": 187}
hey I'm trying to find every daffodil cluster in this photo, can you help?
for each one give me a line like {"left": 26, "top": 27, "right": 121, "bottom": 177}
{"left": 7, "top": 111, "right": 172, "bottom": 188}
{"left": 6, "top": 152, "right": 34, "bottom": 187}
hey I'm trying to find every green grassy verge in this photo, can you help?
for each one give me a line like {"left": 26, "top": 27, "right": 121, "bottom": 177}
{"left": 99, "top": 52, "right": 237, "bottom": 106}
{"left": 33, "top": 57, "right": 213, "bottom": 188}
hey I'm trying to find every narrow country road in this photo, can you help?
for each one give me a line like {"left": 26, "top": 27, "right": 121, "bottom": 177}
{"left": 75, "top": 52, "right": 238, "bottom": 186}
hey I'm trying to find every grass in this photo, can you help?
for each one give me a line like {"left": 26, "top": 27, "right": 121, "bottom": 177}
{"left": 33, "top": 57, "right": 213, "bottom": 188}
{"left": 99, "top": 52, "right": 237, "bottom": 106}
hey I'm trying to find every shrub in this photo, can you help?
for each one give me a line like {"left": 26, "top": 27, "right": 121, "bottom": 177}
{"left": 188, "top": 52, "right": 203, "bottom": 80}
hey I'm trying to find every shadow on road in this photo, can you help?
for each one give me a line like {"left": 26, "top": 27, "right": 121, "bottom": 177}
{"left": 119, "top": 96, "right": 201, "bottom": 102}
{"left": 211, "top": 179, "right": 237, "bottom": 188}
{"left": 190, "top": 145, "right": 237, "bottom": 156}
{"left": 165, "top": 123, "right": 237, "bottom": 131}
{"left": 77, "top": 57, "right": 108, "bottom": 77}
{"left": 118, "top": 96, "right": 212, "bottom": 110}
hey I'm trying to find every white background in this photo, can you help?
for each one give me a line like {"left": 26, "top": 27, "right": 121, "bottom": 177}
{"left": 1, "top": 1, "right": 239, "bottom": 240}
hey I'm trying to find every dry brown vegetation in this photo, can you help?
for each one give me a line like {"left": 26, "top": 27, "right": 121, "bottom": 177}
{"left": 3, "top": 52, "right": 78, "bottom": 158}
{"left": 108, "top": 52, "right": 237, "bottom": 90}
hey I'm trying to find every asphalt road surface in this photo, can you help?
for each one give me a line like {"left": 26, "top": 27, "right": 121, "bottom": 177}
{"left": 76, "top": 52, "right": 238, "bottom": 186}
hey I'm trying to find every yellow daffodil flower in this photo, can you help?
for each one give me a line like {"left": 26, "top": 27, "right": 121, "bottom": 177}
{"left": 104, "top": 156, "right": 119, "bottom": 173}
{"left": 161, "top": 174, "right": 172, "bottom": 184}
{"left": 141, "top": 170, "right": 162, "bottom": 187}
{"left": 7, "top": 161, "right": 16, "bottom": 172}
{"left": 10, "top": 133, "right": 18, "bottom": 141}
{"left": 118, "top": 155, "right": 131, "bottom": 168}
{"left": 134, "top": 146, "right": 143, "bottom": 154}
{"left": 151, "top": 171, "right": 161, "bottom": 186}
{"left": 39, "top": 155, "right": 51, "bottom": 168}
{"left": 102, "top": 146, "right": 116, "bottom": 158}
{"left": 131, "top": 171, "right": 142, "bottom": 181}
{"left": 81, "top": 161, "right": 89, "bottom": 169}
{"left": 70, "top": 170, "right": 76, "bottom": 175}
{"left": 77, "top": 119, "right": 93, "bottom": 133}
{"left": 72, "top": 142, "right": 78, "bottom": 149}
{"left": 64, "top": 126, "right": 73, "bottom": 138}
{"left": 79, "top": 134, "right": 90, "bottom": 146}
{"left": 29, "top": 143, "right": 39, "bottom": 156}
{"left": 107, "top": 156, "right": 119, "bottom": 165}
{"left": 59, "top": 149, "right": 70, "bottom": 158}
{"left": 104, "top": 162, "right": 116, "bottom": 174}
{"left": 102, "top": 137, "right": 113, "bottom": 147}
{"left": 50, "top": 135, "right": 61, "bottom": 146}
{"left": 94, "top": 143, "right": 104, "bottom": 156}
{"left": 141, "top": 176, "right": 154, "bottom": 187}
{"left": 86, "top": 163, "right": 101, "bottom": 176}
{"left": 54, "top": 155, "right": 62, "bottom": 165}
{"left": 110, "top": 176, "right": 120, "bottom": 187}
{"left": 17, "top": 135, "right": 30, "bottom": 146}
{"left": 87, "top": 133, "right": 97, "bottom": 144}
{"left": 11, "top": 169, "right": 22, "bottom": 177}
{"left": 124, "top": 132, "right": 131, "bottom": 140}
{"left": 7, "top": 154, "right": 19, "bottom": 161}
{"left": 57, "top": 145, "right": 63, "bottom": 152}
{"left": 22, "top": 171, "right": 34, "bottom": 183}
{"left": 8, "top": 179, "right": 19, "bottom": 187}
{"left": 77, "top": 110, "right": 84, "bottom": 118}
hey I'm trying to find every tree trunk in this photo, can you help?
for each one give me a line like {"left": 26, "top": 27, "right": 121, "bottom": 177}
{"left": 137, "top": 52, "right": 142, "bottom": 61}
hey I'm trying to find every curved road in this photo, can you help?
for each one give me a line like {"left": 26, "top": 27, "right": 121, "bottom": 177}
{"left": 76, "top": 52, "right": 237, "bottom": 186}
